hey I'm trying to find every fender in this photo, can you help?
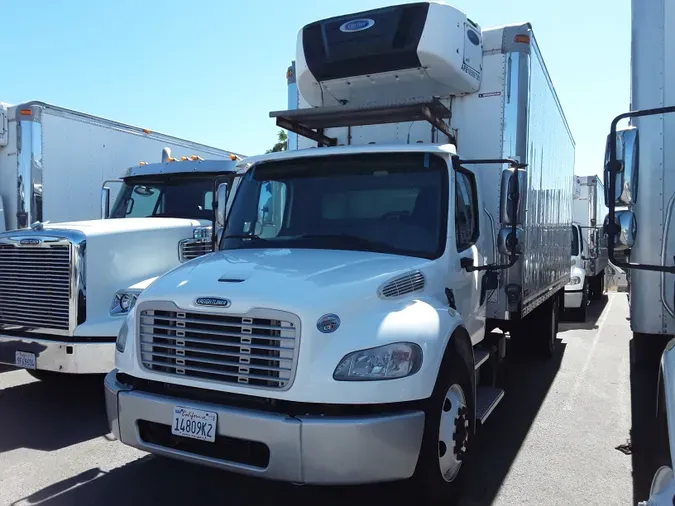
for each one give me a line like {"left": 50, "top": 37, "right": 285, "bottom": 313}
{"left": 433, "top": 310, "right": 477, "bottom": 433}
{"left": 657, "top": 338, "right": 675, "bottom": 469}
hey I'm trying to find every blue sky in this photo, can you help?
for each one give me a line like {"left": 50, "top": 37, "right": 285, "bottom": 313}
{"left": 1, "top": 0, "right": 629, "bottom": 176}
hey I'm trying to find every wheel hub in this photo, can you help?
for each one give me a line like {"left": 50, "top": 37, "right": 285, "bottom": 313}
{"left": 438, "top": 383, "right": 468, "bottom": 482}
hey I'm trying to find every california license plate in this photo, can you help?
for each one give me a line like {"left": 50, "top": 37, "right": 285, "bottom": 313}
{"left": 15, "top": 351, "right": 36, "bottom": 370}
{"left": 171, "top": 406, "right": 217, "bottom": 443}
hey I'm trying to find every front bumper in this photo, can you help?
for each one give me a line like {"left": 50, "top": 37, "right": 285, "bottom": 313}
{"left": 564, "top": 289, "right": 584, "bottom": 309}
{"left": 0, "top": 335, "right": 115, "bottom": 374}
{"left": 104, "top": 370, "right": 425, "bottom": 485}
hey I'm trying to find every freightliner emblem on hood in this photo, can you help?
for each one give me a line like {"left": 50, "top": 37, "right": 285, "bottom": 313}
{"left": 195, "top": 297, "right": 231, "bottom": 308}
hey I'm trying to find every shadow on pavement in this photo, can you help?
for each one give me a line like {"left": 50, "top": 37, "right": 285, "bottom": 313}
{"left": 19, "top": 341, "right": 567, "bottom": 506}
{"left": 0, "top": 364, "right": 17, "bottom": 374}
{"left": 0, "top": 373, "right": 109, "bottom": 454}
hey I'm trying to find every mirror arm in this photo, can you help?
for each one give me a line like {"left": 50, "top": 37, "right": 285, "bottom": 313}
{"left": 456, "top": 157, "right": 526, "bottom": 272}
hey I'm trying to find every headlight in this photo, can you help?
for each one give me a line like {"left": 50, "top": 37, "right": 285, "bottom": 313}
{"left": 116, "top": 320, "right": 129, "bottom": 353}
{"left": 110, "top": 289, "right": 141, "bottom": 315}
{"left": 568, "top": 276, "right": 582, "bottom": 285}
{"left": 333, "top": 342, "right": 423, "bottom": 381}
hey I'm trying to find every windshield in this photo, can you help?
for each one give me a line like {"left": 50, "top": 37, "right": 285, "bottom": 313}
{"left": 571, "top": 225, "right": 580, "bottom": 256}
{"left": 220, "top": 152, "right": 448, "bottom": 259}
{"left": 110, "top": 175, "right": 224, "bottom": 221}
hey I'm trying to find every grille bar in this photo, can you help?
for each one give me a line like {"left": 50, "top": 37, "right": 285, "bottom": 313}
{"left": 179, "top": 239, "right": 213, "bottom": 262}
{"left": 0, "top": 243, "right": 71, "bottom": 330}
{"left": 139, "top": 307, "right": 299, "bottom": 390}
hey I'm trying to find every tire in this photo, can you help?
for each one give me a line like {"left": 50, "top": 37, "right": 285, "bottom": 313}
{"left": 535, "top": 296, "right": 557, "bottom": 359}
{"left": 409, "top": 350, "right": 474, "bottom": 504}
{"left": 570, "top": 283, "right": 588, "bottom": 322}
{"left": 589, "top": 273, "right": 604, "bottom": 301}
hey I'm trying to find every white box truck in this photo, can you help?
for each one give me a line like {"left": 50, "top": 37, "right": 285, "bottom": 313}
{"left": 105, "top": 1, "right": 574, "bottom": 501}
{"left": 564, "top": 175, "right": 608, "bottom": 320}
{"left": 0, "top": 100, "right": 239, "bottom": 232}
{"left": 0, "top": 149, "right": 241, "bottom": 381}
{"left": 608, "top": 0, "right": 675, "bottom": 504}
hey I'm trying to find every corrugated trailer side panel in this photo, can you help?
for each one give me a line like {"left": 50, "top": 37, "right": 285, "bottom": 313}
{"left": 37, "top": 105, "right": 236, "bottom": 225}
{"left": 520, "top": 36, "right": 575, "bottom": 310}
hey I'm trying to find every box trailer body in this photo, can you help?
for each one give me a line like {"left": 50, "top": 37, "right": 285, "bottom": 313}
{"left": 0, "top": 101, "right": 241, "bottom": 232}
{"left": 288, "top": 26, "right": 575, "bottom": 322}
{"left": 107, "top": 1, "right": 574, "bottom": 499}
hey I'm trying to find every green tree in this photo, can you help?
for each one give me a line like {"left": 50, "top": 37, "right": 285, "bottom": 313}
{"left": 266, "top": 129, "right": 288, "bottom": 153}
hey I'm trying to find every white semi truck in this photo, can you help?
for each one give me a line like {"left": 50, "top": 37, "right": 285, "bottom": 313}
{"left": 0, "top": 150, "right": 241, "bottom": 381}
{"left": 105, "top": 2, "right": 574, "bottom": 501}
{"left": 0, "top": 100, "right": 238, "bottom": 232}
{"left": 564, "top": 175, "right": 608, "bottom": 320}
{"left": 601, "top": 0, "right": 675, "bottom": 503}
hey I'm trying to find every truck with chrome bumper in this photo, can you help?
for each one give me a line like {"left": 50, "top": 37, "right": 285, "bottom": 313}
{"left": 106, "top": 1, "right": 574, "bottom": 498}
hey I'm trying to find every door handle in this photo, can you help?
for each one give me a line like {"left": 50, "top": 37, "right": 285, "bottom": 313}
{"left": 460, "top": 257, "right": 474, "bottom": 271}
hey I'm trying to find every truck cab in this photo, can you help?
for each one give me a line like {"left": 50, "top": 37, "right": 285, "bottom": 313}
{"left": 565, "top": 222, "right": 588, "bottom": 318}
{"left": 0, "top": 152, "right": 239, "bottom": 380}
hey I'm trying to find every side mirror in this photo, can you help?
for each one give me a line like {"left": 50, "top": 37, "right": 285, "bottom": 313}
{"left": 215, "top": 182, "right": 228, "bottom": 231}
{"left": 500, "top": 168, "right": 527, "bottom": 225}
{"left": 604, "top": 210, "right": 637, "bottom": 251}
{"left": 498, "top": 226, "right": 524, "bottom": 255}
{"left": 101, "top": 187, "right": 111, "bottom": 219}
{"left": 604, "top": 126, "right": 639, "bottom": 207}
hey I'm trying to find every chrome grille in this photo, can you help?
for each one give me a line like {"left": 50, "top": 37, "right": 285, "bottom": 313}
{"left": 179, "top": 238, "right": 213, "bottom": 262}
{"left": 379, "top": 270, "right": 425, "bottom": 298}
{"left": 0, "top": 243, "right": 71, "bottom": 330}
{"left": 139, "top": 307, "right": 298, "bottom": 389}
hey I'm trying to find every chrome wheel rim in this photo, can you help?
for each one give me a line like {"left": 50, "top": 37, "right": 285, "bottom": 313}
{"left": 438, "top": 383, "right": 468, "bottom": 482}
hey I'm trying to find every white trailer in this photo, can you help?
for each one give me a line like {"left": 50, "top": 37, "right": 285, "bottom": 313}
{"left": 564, "top": 174, "right": 608, "bottom": 320}
{"left": 105, "top": 2, "right": 574, "bottom": 501}
{"left": 0, "top": 151, "right": 240, "bottom": 381}
{"left": 0, "top": 101, "right": 241, "bottom": 232}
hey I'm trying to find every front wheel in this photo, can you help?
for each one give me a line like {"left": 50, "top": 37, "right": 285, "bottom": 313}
{"left": 410, "top": 351, "right": 473, "bottom": 504}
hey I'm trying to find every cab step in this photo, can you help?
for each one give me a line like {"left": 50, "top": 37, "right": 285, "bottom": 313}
{"left": 476, "top": 386, "right": 505, "bottom": 425}
{"left": 474, "top": 349, "right": 490, "bottom": 369}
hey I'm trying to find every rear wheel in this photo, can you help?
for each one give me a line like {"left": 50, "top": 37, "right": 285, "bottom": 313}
{"left": 410, "top": 350, "right": 473, "bottom": 504}
{"left": 535, "top": 295, "right": 558, "bottom": 359}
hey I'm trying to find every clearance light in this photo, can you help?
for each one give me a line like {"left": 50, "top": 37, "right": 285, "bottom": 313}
{"left": 229, "top": 154, "right": 237, "bottom": 160}
{"left": 143, "top": 129, "right": 151, "bottom": 134}
{"left": 180, "top": 156, "right": 188, "bottom": 161}
{"left": 514, "top": 34, "right": 530, "bottom": 44}
{"left": 139, "top": 161, "right": 147, "bottom": 166}
{"left": 19, "top": 109, "right": 32, "bottom": 116}
{"left": 190, "top": 155, "right": 203, "bottom": 161}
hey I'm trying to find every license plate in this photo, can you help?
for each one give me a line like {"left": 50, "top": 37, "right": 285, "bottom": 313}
{"left": 171, "top": 406, "right": 217, "bottom": 443}
{"left": 15, "top": 351, "right": 36, "bottom": 370}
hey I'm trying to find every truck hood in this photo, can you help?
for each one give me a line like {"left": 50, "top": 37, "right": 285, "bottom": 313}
{"left": 140, "top": 248, "right": 434, "bottom": 314}
{"left": 41, "top": 217, "right": 204, "bottom": 237}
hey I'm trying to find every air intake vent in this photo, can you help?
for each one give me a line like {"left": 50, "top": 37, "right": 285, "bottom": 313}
{"left": 379, "top": 270, "right": 425, "bottom": 298}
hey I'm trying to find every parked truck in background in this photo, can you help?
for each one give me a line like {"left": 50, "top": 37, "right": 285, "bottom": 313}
{"left": 0, "top": 149, "right": 241, "bottom": 381}
{"left": 601, "top": 0, "right": 675, "bottom": 503}
{"left": 106, "top": 2, "right": 574, "bottom": 500}
{"left": 564, "top": 175, "right": 608, "bottom": 320}
{"left": 0, "top": 100, "right": 237, "bottom": 232}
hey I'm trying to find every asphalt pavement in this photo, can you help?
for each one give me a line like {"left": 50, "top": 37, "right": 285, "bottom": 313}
{"left": 0, "top": 294, "right": 657, "bottom": 505}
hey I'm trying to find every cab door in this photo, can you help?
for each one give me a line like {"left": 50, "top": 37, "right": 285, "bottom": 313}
{"left": 448, "top": 166, "right": 485, "bottom": 344}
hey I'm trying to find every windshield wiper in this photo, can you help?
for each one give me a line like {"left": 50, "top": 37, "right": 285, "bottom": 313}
{"left": 221, "top": 233, "right": 264, "bottom": 240}
{"left": 293, "top": 233, "right": 392, "bottom": 250}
